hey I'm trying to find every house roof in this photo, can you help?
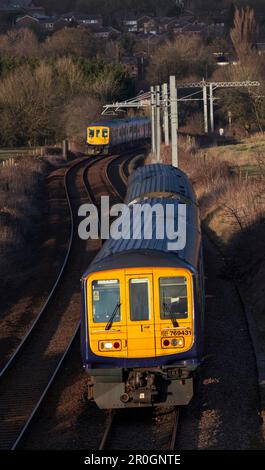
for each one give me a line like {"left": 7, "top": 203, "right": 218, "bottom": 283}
{"left": 16, "top": 13, "right": 56, "bottom": 23}
{"left": 16, "top": 14, "right": 39, "bottom": 22}
{"left": 60, "top": 12, "right": 101, "bottom": 20}
{"left": 38, "top": 16, "right": 56, "bottom": 24}
{"left": 93, "top": 26, "right": 120, "bottom": 34}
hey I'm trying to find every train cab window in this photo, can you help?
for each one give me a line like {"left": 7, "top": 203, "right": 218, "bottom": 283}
{"left": 159, "top": 277, "right": 188, "bottom": 319}
{"left": 102, "top": 129, "right": 108, "bottom": 138}
{"left": 92, "top": 280, "right": 120, "bottom": 323}
{"left": 89, "top": 129, "right": 94, "bottom": 138}
{"left": 129, "top": 279, "right": 150, "bottom": 321}
{"left": 96, "top": 129, "right": 101, "bottom": 137}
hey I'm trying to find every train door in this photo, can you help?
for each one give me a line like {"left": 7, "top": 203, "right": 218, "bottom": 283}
{"left": 125, "top": 273, "right": 156, "bottom": 358}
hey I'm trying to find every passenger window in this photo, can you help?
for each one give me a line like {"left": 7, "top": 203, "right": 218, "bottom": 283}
{"left": 159, "top": 277, "right": 188, "bottom": 319}
{"left": 102, "top": 129, "right": 108, "bottom": 138}
{"left": 130, "top": 279, "right": 150, "bottom": 321}
{"left": 92, "top": 280, "right": 120, "bottom": 323}
{"left": 89, "top": 129, "right": 94, "bottom": 138}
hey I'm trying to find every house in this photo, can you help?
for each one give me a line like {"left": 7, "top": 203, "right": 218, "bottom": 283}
{"left": 123, "top": 15, "right": 138, "bottom": 33}
{"left": 16, "top": 14, "right": 57, "bottom": 33}
{"left": 165, "top": 18, "right": 191, "bottom": 35}
{"left": 158, "top": 16, "right": 179, "bottom": 33}
{"left": 138, "top": 17, "right": 160, "bottom": 35}
{"left": 15, "top": 13, "right": 39, "bottom": 29}
{"left": 75, "top": 14, "right": 102, "bottom": 27}
{"left": 38, "top": 16, "right": 57, "bottom": 33}
{"left": 60, "top": 12, "right": 102, "bottom": 27}
{"left": 92, "top": 26, "right": 120, "bottom": 39}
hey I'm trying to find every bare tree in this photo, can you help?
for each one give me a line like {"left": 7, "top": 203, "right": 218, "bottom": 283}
{"left": 230, "top": 7, "right": 259, "bottom": 60}
{"left": 147, "top": 36, "right": 213, "bottom": 84}
{"left": 43, "top": 28, "right": 99, "bottom": 59}
{"left": 63, "top": 95, "right": 100, "bottom": 141}
{"left": 0, "top": 29, "right": 39, "bottom": 58}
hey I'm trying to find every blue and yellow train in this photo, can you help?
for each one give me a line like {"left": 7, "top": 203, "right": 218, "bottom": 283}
{"left": 81, "top": 164, "right": 205, "bottom": 409}
{"left": 87, "top": 117, "right": 151, "bottom": 155}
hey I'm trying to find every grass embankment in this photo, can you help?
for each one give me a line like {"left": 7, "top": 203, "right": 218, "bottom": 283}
{"left": 0, "top": 157, "right": 44, "bottom": 291}
{"left": 182, "top": 135, "right": 265, "bottom": 352}
{"left": 0, "top": 148, "right": 41, "bottom": 161}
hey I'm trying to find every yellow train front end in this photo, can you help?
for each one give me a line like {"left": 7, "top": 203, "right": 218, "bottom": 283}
{"left": 87, "top": 267, "right": 194, "bottom": 360}
{"left": 87, "top": 126, "right": 110, "bottom": 155}
{"left": 82, "top": 265, "right": 196, "bottom": 408}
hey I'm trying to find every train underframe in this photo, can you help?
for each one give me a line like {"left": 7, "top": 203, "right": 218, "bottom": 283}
{"left": 86, "top": 366, "right": 194, "bottom": 409}
{"left": 87, "top": 138, "right": 150, "bottom": 156}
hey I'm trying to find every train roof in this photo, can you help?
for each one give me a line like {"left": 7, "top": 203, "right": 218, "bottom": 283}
{"left": 83, "top": 164, "right": 201, "bottom": 278}
{"left": 84, "top": 196, "right": 201, "bottom": 276}
{"left": 88, "top": 117, "right": 150, "bottom": 128}
{"left": 126, "top": 164, "right": 197, "bottom": 205}
{"left": 83, "top": 250, "right": 197, "bottom": 278}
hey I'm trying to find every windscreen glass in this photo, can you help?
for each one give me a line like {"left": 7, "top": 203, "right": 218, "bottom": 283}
{"left": 159, "top": 277, "right": 188, "bottom": 319}
{"left": 92, "top": 280, "right": 120, "bottom": 323}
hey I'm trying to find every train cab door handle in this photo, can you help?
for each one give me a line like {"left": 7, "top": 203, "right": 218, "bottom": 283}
{"left": 141, "top": 325, "right": 151, "bottom": 331}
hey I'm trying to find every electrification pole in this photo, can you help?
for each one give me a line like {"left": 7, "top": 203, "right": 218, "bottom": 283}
{"left": 202, "top": 79, "right": 208, "bottom": 134}
{"left": 150, "top": 86, "right": 156, "bottom": 154}
{"left": 162, "top": 83, "right": 169, "bottom": 146}
{"left": 170, "top": 75, "right": 178, "bottom": 168}
{"left": 155, "top": 85, "right": 161, "bottom": 162}
{"left": 209, "top": 83, "right": 214, "bottom": 133}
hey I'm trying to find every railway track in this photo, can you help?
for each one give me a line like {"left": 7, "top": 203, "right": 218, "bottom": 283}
{"left": 0, "top": 154, "right": 119, "bottom": 450}
{"left": 0, "top": 150, "right": 141, "bottom": 450}
{"left": 98, "top": 154, "right": 183, "bottom": 452}
{"left": 98, "top": 408, "right": 180, "bottom": 450}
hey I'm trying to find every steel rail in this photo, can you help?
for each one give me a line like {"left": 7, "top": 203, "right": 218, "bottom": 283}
{"left": 169, "top": 408, "right": 180, "bottom": 450}
{"left": 10, "top": 152, "right": 134, "bottom": 450}
{"left": 105, "top": 149, "right": 147, "bottom": 201}
{"left": 0, "top": 157, "right": 94, "bottom": 379}
{"left": 12, "top": 322, "right": 80, "bottom": 450}
{"left": 0, "top": 156, "right": 100, "bottom": 450}
{"left": 98, "top": 410, "right": 116, "bottom": 450}
{"left": 0, "top": 157, "right": 90, "bottom": 379}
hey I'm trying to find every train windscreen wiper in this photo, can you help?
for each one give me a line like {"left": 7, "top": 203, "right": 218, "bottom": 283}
{"left": 163, "top": 301, "right": 179, "bottom": 327}
{"left": 105, "top": 303, "right": 121, "bottom": 331}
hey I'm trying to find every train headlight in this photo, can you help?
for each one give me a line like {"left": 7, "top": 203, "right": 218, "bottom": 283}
{"left": 99, "top": 340, "right": 122, "bottom": 351}
{"left": 161, "top": 337, "right": 185, "bottom": 348}
{"left": 171, "top": 338, "right": 184, "bottom": 348}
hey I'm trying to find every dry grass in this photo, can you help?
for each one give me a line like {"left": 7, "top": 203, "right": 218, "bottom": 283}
{"left": 176, "top": 142, "right": 265, "bottom": 351}
{"left": 0, "top": 157, "right": 44, "bottom": 277}
{"left": 205, "top": 133, "right": 265, "bottom": 167}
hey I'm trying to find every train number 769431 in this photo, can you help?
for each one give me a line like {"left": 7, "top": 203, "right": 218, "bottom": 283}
{"left": 162, "top": 329, "right": 192, "bottom": 337}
